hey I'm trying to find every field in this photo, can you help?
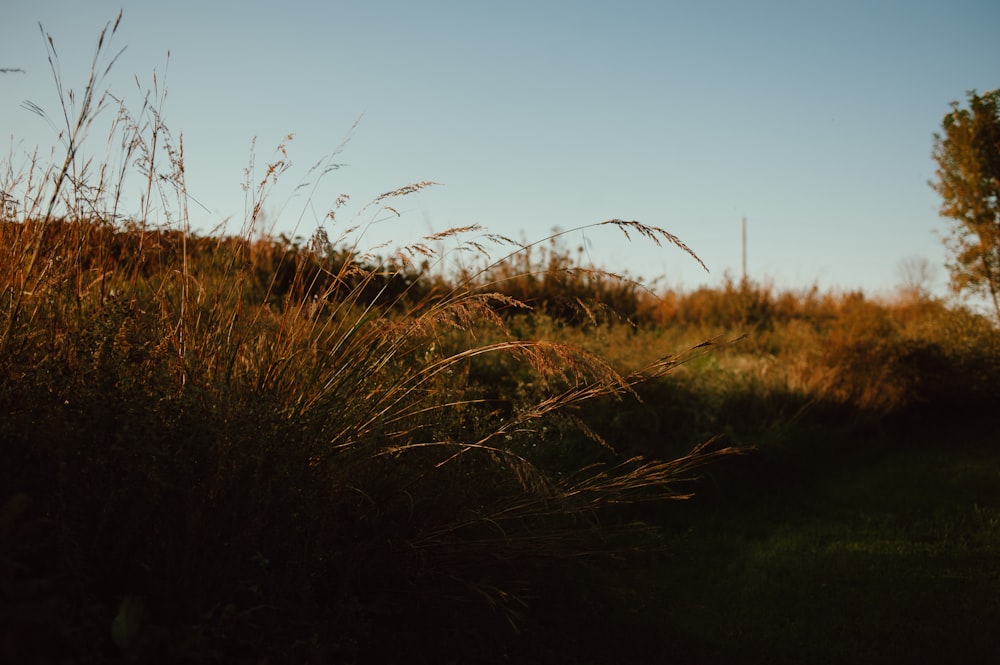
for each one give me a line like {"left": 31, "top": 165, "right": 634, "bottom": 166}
{"left": 3, "top": 24, "right": 1000, "bottom": 663}
{"left": 3, "top": 214, "right": 999, "bottom": 664}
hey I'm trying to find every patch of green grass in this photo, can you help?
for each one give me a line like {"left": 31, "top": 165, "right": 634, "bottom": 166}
{"left": 502, "top": 421, "right": 1000, "bottom": 664}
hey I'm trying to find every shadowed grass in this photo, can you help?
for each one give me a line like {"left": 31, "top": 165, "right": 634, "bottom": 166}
{"left": 492, "top": 419, "right": 1000, "bottom": 665}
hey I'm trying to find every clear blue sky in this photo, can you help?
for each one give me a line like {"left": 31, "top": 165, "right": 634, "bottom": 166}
{"left": 2, "top": 1, "right": 998, "bottom": 296}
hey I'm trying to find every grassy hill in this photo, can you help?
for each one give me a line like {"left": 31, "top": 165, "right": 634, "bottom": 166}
{"left": 2, "top": 215, "right": 999, "bottom": 663}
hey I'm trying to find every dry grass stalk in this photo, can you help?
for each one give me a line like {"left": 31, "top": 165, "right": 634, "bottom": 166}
{"left": 0, "top": 17, "right": 745, "bottom": 655}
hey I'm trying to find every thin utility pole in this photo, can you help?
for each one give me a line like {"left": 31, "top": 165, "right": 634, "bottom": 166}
{"left": 741, "top": 215, "right": 747, "bottom": 285}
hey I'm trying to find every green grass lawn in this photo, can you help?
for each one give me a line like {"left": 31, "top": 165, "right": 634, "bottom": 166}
{"left": 503, "top": 418, "right": 1000, "bottom": 665}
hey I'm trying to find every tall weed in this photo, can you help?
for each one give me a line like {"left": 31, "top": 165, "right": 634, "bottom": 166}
{"left": 0, "top": 17, "right": 730, "bottom": 661}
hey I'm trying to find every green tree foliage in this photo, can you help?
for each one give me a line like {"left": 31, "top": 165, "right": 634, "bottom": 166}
{"left": 931, "top": 89, "right": 1000, "bottom": 320}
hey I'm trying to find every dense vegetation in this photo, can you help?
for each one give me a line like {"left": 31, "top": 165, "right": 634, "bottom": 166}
{"left": 3, "top": 16, "right": 999, "bottom": 663}
{"left": 3, "top": 219, "right": 999, "bottom": 663}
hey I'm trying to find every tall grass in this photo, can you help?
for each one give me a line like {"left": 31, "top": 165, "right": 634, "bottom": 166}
{"left": 0, "top": 16, "right": 735, "bottom": 662}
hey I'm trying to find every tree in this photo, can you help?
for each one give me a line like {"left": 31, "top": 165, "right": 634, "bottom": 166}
{"left": 931, "top": 89, "right": 1000, "bottom": 320}
{"left": 896, "top": 255, "right": 937, "bottom": 301}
